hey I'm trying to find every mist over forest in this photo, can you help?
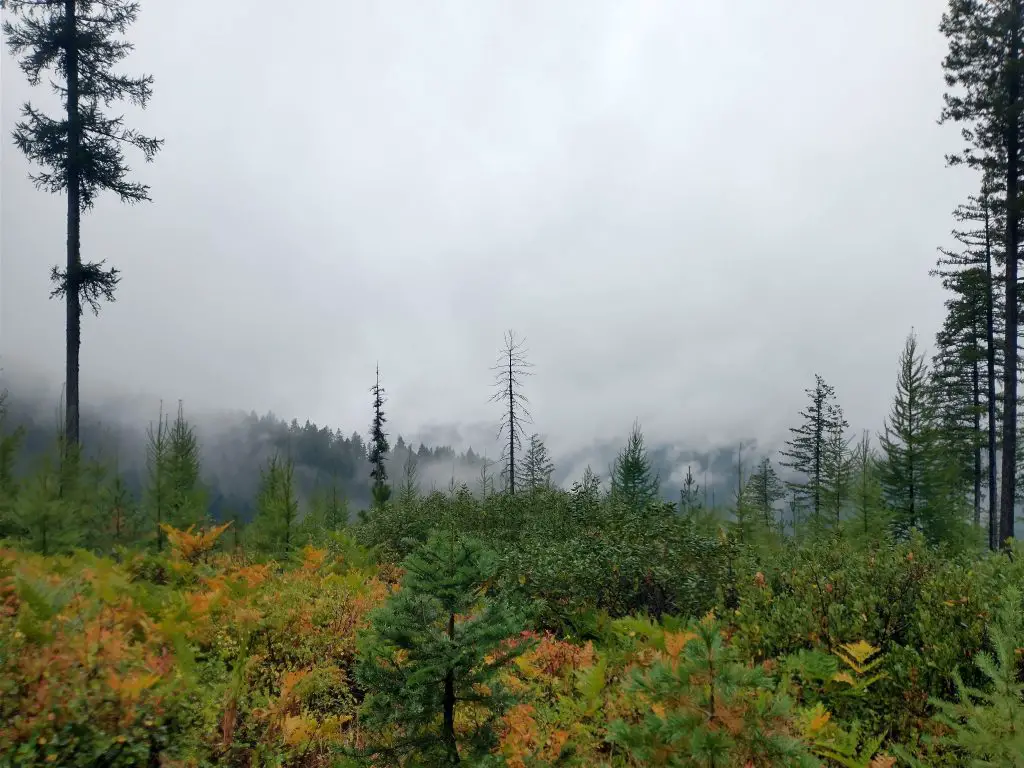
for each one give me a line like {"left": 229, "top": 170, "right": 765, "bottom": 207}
{"left": 0, "top": 365, "right": 762, "bottom": 521}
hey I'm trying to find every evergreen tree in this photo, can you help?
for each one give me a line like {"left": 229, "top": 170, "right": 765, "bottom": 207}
{"left": 104, "top": 470, "right": 139, "bottom": 548}
{"left": 490, "top": 331, "right": 533, "bottom": 494}
{"left": 250, "top": 453, "right": 299, "bottom": 557}
{"left": 931, "top": 191, "right": 1003, "bottom": 546}
{"left": 0, "top": 390, "right": 25, "bottom": 538}
{"left": 743, "top": 457, "right": 786, "bottom": 531}
{"left": 610, "top": 421, "right": 660, "bottom": 511}
{"left": 166, "top": 401, "right": 205, "bottom": 529}
{"left": 301, "top": 481, "right": 348, "bottom": 542}
{"left": 850, "top": 431, "right": 886, "bottom": 537}
{"left": 679, "top": 464, "right": 702, "bottom": 517}
{"left": 3, "top": 0, "right": 163, "bottom": 449}
{"left": 940, "top": 0, "right": 1024, "bottom": 546}
{"left": 369, "top": 365, "right": 391, "bottom": 508}
{"left": 12, "top": 454, "right": 78, "bottom": 555}
{"left": 823, "top": 414, "right": 854, "bottom": 526}
{"left": 878, "top": 331, "right": 951, "bottom": 541}
{"left": 779, "top": 374, "right": 845, "bottom": 529}
{"left": 144, "top": 404, "right": 171, "bottom": 551}
{"left": 355, "top": 531, "right": 528, "bottom": 765}
{"left": 519, "top": 433, "right": 554, "bottom": 491}
{"left": 397, "top": 450, "right": 420, "bottom": 507}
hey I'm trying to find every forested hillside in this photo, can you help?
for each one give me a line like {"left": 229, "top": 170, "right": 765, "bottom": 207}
{"left": 0, "top": 379, "right": 754, "bottom": 522}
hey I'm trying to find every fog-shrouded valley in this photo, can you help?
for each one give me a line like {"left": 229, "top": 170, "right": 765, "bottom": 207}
{"left": 2, "top": 1, "right": 1024, "bottom": 766}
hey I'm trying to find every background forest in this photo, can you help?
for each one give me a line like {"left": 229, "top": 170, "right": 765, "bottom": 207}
{"left": 3, "top": 0, "right": 1024, "bottom": 766}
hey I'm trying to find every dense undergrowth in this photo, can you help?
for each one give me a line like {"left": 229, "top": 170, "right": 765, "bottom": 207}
{"left": 2, "top": 481, "right": 1022, "bottom": 767}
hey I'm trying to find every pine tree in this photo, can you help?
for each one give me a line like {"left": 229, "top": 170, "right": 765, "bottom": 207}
{"left": 369, "top": 365, "right": 391, "bottom": 508}
{"left": 355, "top": 531, "right": 528, "bottom": 765}
{"left": 780, "top": 374, "right": 846, "bottom": 529}
{"left": 519, "top": 433, "right": 554, "bottom": 491}
{"left": 940, "top": 0, "right": 1024, "bottom": 547}
{"left": 490, "top": 331, "right": 533, "bottom": 494}
{"left": 144, "top": 403, "right": 171, "bottom": 551}
{"left": 3, "top": 0, "right": 162, "bottom": 449}
{"left": 166, "top": 401, "right": 205, "bottom": 530}
{"left": 250, "top": 453, "right": 299, "bottom": 557}
{"left": 743, "top": 457, "right": 786, "bottom": 531}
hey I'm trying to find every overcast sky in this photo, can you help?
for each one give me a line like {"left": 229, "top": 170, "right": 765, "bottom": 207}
{"left": 1, "top": 0, "right": 975, "bottom": 457}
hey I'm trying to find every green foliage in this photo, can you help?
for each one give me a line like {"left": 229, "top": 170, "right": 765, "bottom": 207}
{"left": 355, "top": 531, "right": 529, "bottom": 765}
{"left": 780, "top": 374, "right": 847, "bottom": 530}
{"left": 608, "top": 613, "right": 818, "bottom": 766}
{"left": 878, "top": 331, "right": 962, "bottom": 543}
{"left": 369, "top": 366, "right": 392, "bottom": 509}
{"left": 741, "top": 457, "right": 785, "bottom": 533}
{"left": 144, "top": 405, "right": 172, "bottom": 552}
{"left": 249, "top": 454, "right": 300, "bottom": 557}
{"left": 520, "top": 433, "right": 555, "bottom": 492}
{"left": 165, "top": 401, "right": 206, "bottom": 531}
{"left": 610, "top": 421, "right": 660, "bottom": 512}
{"left": 898, "top": 585, "right": 1024, "bottom": 767}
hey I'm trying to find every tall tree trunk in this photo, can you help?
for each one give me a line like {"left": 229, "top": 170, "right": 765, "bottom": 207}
{"left": 972, "top": 322, "right": 982, "bottom": 527}
{"left": 999, "top": 4, "right": 1022, "bottom": 549}
{"left": 985, "top": 195, "right": 1000, "bottom": 550}
{"left": 64, "top": 0, "right": 82, "bottom": 451}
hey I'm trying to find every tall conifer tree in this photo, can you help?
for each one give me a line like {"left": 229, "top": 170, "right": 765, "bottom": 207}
{"left": 780, "top": 374, "right": 846, "bottom": 529}
{"left": 940, "top": 0, "right": 1024, "bottom": 546}
{"left": 369, "top": 365, "right": 391, "bottom": 508}
{"left": 4, "top": 0, "right": 163, "bottom": 449}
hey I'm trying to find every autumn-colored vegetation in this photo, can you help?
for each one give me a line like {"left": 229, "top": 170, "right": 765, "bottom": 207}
{"left": 1, "top": 515, "right": 1022, "bottom": 767}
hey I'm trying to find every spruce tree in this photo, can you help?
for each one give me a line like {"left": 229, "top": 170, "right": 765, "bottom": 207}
{"left": 743, "top": 457, "right": 786, "bottom": 531}
{"left": 779, "top": 374, "right": 846, "bottom": 529}
{"left": 355, "top": 531, "right": 528, "bottom": 765}
{"left": 519, "top": 433, "right": 554, "bottom": 491}
{"left": 610, "top": 421, "right": 660, "bottom": 511}
{"left": 679, "top": 464, "right": 702, "bottom": 517}
{"left": 397, "top": 450, "right": 420, "bottom": 507}
{"left": 144, "top": 403, "right": 171, "bottom": 551}
{"left": 3, "top": 0, "right": 163, "bottom": 449}
{"left": 878, "top": 331, "right": 951, "bottom": 541}
{"left": 12, "top": 454, "right": 78, "bottom": 555}
{"left": 166, "top": 400, "right": 205, "bottom": 529}
{"left": 490, "top": 331, "right": 533, "bottom": 494}
{"left": 369, "top": 365, "right": 391, "bottom": 508}
{"left": 250, "top": 453, "right": 299, "bottom": 557}
{"left": 940, "top": 0, "right": 1024, "bottom": 546}
{"left": 823, "top": 415, "right": 854, "bottom": 527}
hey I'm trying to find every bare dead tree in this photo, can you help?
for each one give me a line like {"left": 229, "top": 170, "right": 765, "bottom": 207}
{"left": 490, "top": 330, "right": 533, "bottom": 494}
